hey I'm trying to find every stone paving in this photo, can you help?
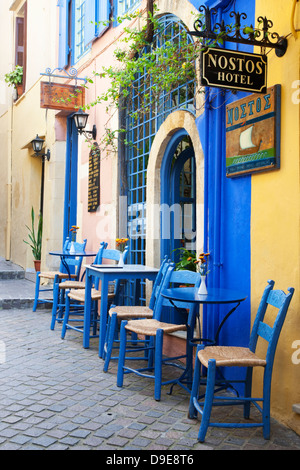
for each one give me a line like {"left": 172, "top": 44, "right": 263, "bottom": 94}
{"left": 0, "top": 258, "right": 299, "bottom": 452}
{"left": 0, "top": 307, "right": 299, "bottom": 452}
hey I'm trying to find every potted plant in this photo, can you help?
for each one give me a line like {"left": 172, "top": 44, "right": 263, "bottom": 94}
{"left": 5, "top": 65, "right": 23, "bottom": 98}
{"left": 174, "top": 248, "right": 198, "bottom": 272}
{"left": 23, "top": 207, "right": 43, "bottom": 271}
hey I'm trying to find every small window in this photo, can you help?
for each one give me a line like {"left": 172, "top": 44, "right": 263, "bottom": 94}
{"left": 72, "top": 0, "right": 89, "bottom": 63}
{"left": 117, "top": 0, "right": 141, "bottom": 17}
{"left": 58, "top": 0, "right": 110, "bottom": 69}
{"left": 15, "top": 2, "right": 27, "bottom": 95}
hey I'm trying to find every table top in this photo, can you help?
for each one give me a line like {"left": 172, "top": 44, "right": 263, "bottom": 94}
{"left": 49, "top": 251, "right": 97, "bottom": 257}
{"left": 162, "top": 287, "right": 247, "bottom": 304}
{"left": 85, "top": 264, "right": 159, "bottom": 274}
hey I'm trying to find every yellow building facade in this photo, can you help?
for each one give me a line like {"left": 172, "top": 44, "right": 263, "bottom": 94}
{"left": 0, "top": 0, "right": 299, "bottom": 437}
{"left": 251, "top": 0, "right": 300, "bottom": 433}
{"left": 0, "top": 0, "right": 65, "bottom": 274}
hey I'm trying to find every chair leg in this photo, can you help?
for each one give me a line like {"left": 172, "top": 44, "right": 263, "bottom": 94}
{"left": 198, "top": 358, "right": 216, "bottom": 442}
{"left": 32, "top": 272, "right": 40, "bottom": 312}
{"left": 244, "top": 367, "right": 253, "bottom": 419}
{"left": 117, "top": 320, "right": 128, "bottom": 387}
{"left": 103, "top": 313, "right": 118, "bottom": 372}
{"left": 189, "top": 346, "right": 202, "bottom": 419}
{"left": 92, "top": 301, "right": 98, "bottom": 337}
{"left": 154, "top": 329, "right": 163, "bottom": 401}
{"left": 262, "top": 371, "right": 271, "bottom": 439}
{"left": 57, "top": 289, "right": 65, "bottom": 320}
{"left": 61, "top": 293, "right": 71, "bottom": 339}
{"left": 50, "top": 282, "right": 60, "bottom": 330}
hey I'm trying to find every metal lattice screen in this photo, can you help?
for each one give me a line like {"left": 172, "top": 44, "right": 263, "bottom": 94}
{"left": 124, "top": 14, "right": 196, "bottom": 304}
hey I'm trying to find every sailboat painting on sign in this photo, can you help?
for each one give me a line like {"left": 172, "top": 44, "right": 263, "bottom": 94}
{"left": 239, "top": 125, "right": 262, "bottom": 155}
{"left": 226, "top": 85, "right": 281, "bottom": 177}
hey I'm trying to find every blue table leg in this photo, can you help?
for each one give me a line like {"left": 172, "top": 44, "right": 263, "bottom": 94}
{"left": 83, "top": 271, "right": 93, "bottom": 348}
{"left": 99, "top": 276, "right": 109, "bottom": 358}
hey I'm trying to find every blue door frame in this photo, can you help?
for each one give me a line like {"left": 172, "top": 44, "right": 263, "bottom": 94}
{"left": 63, "top": 115, "right": 78, "bottom": 243}
{"left": 160, "top": 130, "right": 193, "bottom": 260}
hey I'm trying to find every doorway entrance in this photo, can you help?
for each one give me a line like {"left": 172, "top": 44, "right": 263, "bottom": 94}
{"left": 161, "top": 134, "right": 196, "bottom": 263}
{"left": 63, "top": 115, "right": 78, "bottom": 242}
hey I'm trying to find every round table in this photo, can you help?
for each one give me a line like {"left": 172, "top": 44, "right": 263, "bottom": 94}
{"left": 162, "top": 286, "right": 247, "bottom": 345}
{"left": 49, "top": 251, "right": 97, "bottom": 279}
{"left": 161, "top": 286, "right": 247, "bottom": 393}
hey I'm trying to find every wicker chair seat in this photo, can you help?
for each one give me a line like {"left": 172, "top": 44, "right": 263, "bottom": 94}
{"left": 68, "top": 288, "right": 115, "bottom": 302}
{"left": 198, "top": 346, "right": 267, "bottom": 369}
{"left": 59, "top": 280, "right": 86, "bottom": 290}
{"left": 108, "top": 306, "right": 153, "bottom": 320}
{"left": 39, "top": 271, "right": 77, "bottom": 280}
{"left": 125, "top": 318, "right": 186, "bottom": 336}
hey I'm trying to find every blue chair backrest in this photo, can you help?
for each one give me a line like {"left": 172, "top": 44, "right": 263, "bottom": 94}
{"left": 94, "top": 242, "right": 108, "bottom": 265}
{"left": 60, "top": 238, "right": 87, "bottom": 279}
{"left": 153, "top": 263, "right": 201, "bottom": 322}
{"left": 94, "top": 245, "right": 129, "bottom": 296}
{"left": 148, "top": 256, "right": 170, "bottom": 310}
{"left": 249, "top": 280, "right": 294, "bottom": 368}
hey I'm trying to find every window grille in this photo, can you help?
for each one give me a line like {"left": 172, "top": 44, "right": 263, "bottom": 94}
{"left": 74, "top": 0, "right": 89, "bottom": 62}
{"left": 124, "top": 14, "right": 196, "bottom": 304}
{"left": 117, "top": 0, "right": 141, "bottom": 16}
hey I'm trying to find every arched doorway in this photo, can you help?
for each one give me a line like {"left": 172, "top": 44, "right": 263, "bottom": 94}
{"left": 160, "top": 134, "right": 196, "bottom": 262}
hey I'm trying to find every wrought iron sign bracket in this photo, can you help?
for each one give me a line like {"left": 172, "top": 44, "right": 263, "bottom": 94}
{"left": 189, "top": 5, "right": 288, "bottom": 57}
{"left": 40, "top": 67, "right": 88, "bottom": 85}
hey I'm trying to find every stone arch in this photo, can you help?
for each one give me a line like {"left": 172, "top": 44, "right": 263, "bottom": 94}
{"left": 146, "top": 109, "right": 204, "bottom": 268}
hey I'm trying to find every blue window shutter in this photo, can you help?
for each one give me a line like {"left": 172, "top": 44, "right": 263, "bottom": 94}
{"left": 96, "top": 0, "right": 110, "bottom": 37}
{"left": 58, "top": 0, "right": 69, "bottom": 69}
{"left": 84, "top": 0, "right": 96, "bottom": 48}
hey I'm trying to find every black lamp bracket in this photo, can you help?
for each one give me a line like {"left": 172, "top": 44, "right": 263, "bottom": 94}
{"left": 80, "top": 125, "right": 97, "bottom": 141}
{"left": 190, "top": 5, "right": 288, "bottom": 57}
{"left": 35, "top": 149, "right": 51, "bottom": 161}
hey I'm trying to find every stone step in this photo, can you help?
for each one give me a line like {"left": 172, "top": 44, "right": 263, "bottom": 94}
{"left": 0, "top": 257, "right": 51, "bottom": 310}
{"left": 0, "top": 278, "right": 37, "bottom": 309}
{"left": 0, "top": 258, "right": 25, "bottom": 280}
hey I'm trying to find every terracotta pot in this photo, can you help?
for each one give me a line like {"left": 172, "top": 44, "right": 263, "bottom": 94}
{"left": 16, "top": 84, "right": 23, "bottom": 98}
{"left": 34, "top": 260, "right": 41, "bottom": 272}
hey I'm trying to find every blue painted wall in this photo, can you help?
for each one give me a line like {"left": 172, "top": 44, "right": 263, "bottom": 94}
{"left": 194, "top": 0, "right": 255, "bottom": 369}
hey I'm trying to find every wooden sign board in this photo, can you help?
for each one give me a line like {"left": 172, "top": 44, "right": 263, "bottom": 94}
{"left": 202, "top": 48, "right": 267, "bottom": 94}
{"left": 40, "top": 82, "right": 85, "bottom": 111}
{"left": 88, "top": 143, "right": 100, "bottom": 212}
{"left": 226, "top": 85, "right": 281, "bottom": 177}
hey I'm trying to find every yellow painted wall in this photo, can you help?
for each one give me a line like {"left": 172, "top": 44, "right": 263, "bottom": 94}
{"left": 0, "top": 0, "right": 62, "bottom": 271}
{"left": 252, "top": 0, "right": 300, "bottom": 433}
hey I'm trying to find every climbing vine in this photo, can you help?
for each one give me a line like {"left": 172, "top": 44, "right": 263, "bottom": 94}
{"left": 81, "top": 4, "right": 202, "bottom": 153}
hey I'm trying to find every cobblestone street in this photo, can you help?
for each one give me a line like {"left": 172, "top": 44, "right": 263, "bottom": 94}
{"left": 0, "top": 305, "right": 299, "bottom": 452}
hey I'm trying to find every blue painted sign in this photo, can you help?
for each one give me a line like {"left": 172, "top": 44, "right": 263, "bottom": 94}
{"left": 226, "top": 85, "right": 281, "bottom": 177}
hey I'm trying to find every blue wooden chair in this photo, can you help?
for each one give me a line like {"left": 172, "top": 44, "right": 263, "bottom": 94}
{"left": 189, "top": 280, "right": 295, "bottom": 442}
{"left": 32, "top": 238, "right": 87, "bottom": 312}
{"left": 117, "top": 264, "right": 201, "bottom": 401}
{"left": 103, "top": 256, "right": 170, "bottom": 372}
{"left": 50, "top": 241, "right": 108, "bottom": 330}
{"left": 61, "top": 246, "right": 129, "bottom": 340}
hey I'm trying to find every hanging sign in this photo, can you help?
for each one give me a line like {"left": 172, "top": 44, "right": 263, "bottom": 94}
{"left": 201, "top": 48, "right": 267, "bottom": 93}
{"left": 40, "top": 82, "right": 85, "bottom": 111}
{"left": 88, "top": 143, "right": 100, "bottom": 212}
{"left": 226, "top": 85, "right": 281, "bottom": 177}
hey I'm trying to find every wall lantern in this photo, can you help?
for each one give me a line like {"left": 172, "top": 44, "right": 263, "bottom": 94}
{"left": 73, "top": 109, "right": 97, "bottom": 140}
{"left": 31, "top": 135, "right": 51, "bottom": 161}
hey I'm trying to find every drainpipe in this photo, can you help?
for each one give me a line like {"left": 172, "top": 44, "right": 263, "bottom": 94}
{"left": 212, "top": 7, "right": 224, "bottom": 291}
{"left": 210, "top": 7, "right": 225, "bottom": 340}
{"left": 6, "top": 10, "right": 14, "bottom": 261}
{"left": 6, "top": 105, "right": 13, "bottom": 261}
